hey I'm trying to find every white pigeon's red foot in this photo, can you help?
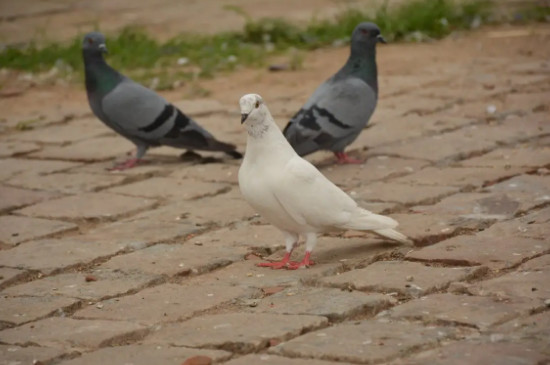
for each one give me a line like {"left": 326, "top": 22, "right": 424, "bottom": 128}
{"left": 286, "top": 251, "right": 315, "bottom": 270}
{"left": 334, "top": 152, "right": 363, "bottom": 164}
{"left": 256, "top": 252, "right": 299, "bottom": 269}
{"left": 108, "top": 158, "right": 143, "bottom": 171}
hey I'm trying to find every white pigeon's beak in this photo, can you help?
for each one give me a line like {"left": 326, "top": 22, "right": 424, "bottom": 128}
{"left": 98, "top": 43, "right": 108, "bottom": 54}
{"left": 241, "top": 113, "right": 249, "bottom": 124}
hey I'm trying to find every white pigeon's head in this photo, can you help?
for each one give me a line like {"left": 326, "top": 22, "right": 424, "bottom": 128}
{"left": 82, "top": 32, "right": 108, "bottom": 54}
{"left": 239, "top": 93, "right": 266, "bottom": 125}
{"left": 351, "top": 22, "right": 386, "bottom": 49}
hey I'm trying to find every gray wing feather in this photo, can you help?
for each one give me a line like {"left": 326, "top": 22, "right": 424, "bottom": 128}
{"left": 285, "top": 77, "right": 377, "bottom": 155}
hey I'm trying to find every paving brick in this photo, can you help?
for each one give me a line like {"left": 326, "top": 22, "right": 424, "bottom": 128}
{"left": 373, "top": 127, "right": 497, "bottom": 162}
{"left": 7, "top": 171, "right": 127, "bottom": 194}
{"left": 384, "top": 293, "right": 536, "bottom": 330}
{"left": 0, "top": 238, "right": 129, "bottom": 274}
{"left": 0, "top": 215, "right": 77, "bottom": 246}
{"left": 99, "top": 242, "right": 249, "bottom": 277}
{"left": 0, "top": 140, "right": 40, "bottom": 157}
{"left": 387, "top": 213, "right": 485, "bottom": 245}
{"left": 320, "top": 156, "right": 430, "bottom": 189}
{"left": 8, "top": 117, "right": 110, "bottom": 144}
{"left": 107, "top": 177, "right": 228, "bottom": 200}
{"left": 466, "top": 259, "right": 550, "bottom": 304}
{"left": 322, "top": 261, "right": 478, "bottom": 297}
{"left": 225, "top": 354, "right": 347, "bottom": 365}
{"left": 0, "top": 317, "right": 148, "bottom": 351}
{"left": 169, "top": 162, "right": 241, "bottom": 184}
{"left": 495, "top": 311, "right": 550, "bottom": 341}
{"left": 477, "top": 207, "right": 550, "bottom": 241}
{"left": 0, "top": 267, "right": 27, "bottom": 289}
{"left": 144, "top": 313, "right": 328, "bottom": 352}
{"left": 58, "top": 345, "right": 231, "bottom": 365}
{"left": 0, "top": 158, "right": 80, "bottom": 182}
{"left": 0, "top": 185, "right": 61, "bottom": 212}
{"left": 134, "top": 188, "right": 255, "bottom": 227}
{"left": 15, "top": 192, "right": 156, "bottom": 220}
{"left": 488, "top": 174, "right": 550, "bottom": 205}
{"left": 0, "top": 344, "right": 69, "bottom": 365}
{"left": 269, "top": 319, "right": 469, "bottom": 364}
{"left": 82, "top": 216, "right": 198, "bottom": 247}
{"left": 2, "top": 268, "right": 160, "bottom": 301}
{"left": 354, "top": 181, "right": 458, "bottom": 205}
{"left": 190, "top": 259, "right": 342, "bottom": 289}
{"left": 173, "top": 98, "right": 226, "bottom": 116}
{"left": 75, "top": 283, "right": 252, "bottom": 325}
{"left": 250, "top": 287, "right": 393, "bottom": 321}
{"left": 393, "top": 166, "right": 523, "bottom": 188}
{"left": 519, "top": 254, "right": 550, "bottom": 271}
{"left": 406, "top": 234, "right": 549, "bottom": 270}
{"left": 413, "top": 192, "right": 528, "bottom": 221}
{"left": 29, "top": 135, "right": 134, "bottom": 161}
{"left": 392, "top": 340, "right": 549, "bottom": 365}
{"left": 461, "top": 144, "right": 550, "bottom": 169}
{"left": 0, "top": 295, "right": 79, "bottom": 327}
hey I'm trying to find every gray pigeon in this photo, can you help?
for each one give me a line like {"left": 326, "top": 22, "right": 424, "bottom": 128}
{"left": 283, "top": 22, "right": 385, "bottom": 164}
{"left": 82, "top": 31, "right": 242, "bottom": 170}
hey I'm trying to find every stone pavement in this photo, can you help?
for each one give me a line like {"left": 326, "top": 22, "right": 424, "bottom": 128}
{"left": 1, "top": 32, "right": 550, "bottom": 365}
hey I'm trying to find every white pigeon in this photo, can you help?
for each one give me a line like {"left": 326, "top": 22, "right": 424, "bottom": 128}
{"left": 238, "top": 93, "right": 411, "bottom": 269}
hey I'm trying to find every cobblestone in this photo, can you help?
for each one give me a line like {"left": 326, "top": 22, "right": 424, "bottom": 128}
{"left": 0, "top": 215, "right": 77, "bottom": 246}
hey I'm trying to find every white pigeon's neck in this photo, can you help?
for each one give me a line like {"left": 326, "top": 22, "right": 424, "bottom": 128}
{"left": 244, "top": 110, "right": 296, "bottom": 163}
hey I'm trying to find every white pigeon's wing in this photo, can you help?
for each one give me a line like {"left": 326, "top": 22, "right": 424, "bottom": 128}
{"left": 273, "top": 156, "right": 358, "bottom": 229}
{"left": 283, "top": 77, "right": 377, "bottom": 155}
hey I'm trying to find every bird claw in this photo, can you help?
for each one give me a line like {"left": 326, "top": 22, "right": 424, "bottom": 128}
{"left": 335, "top": 152, "right": 362, "bottom": 164}
{"left": 256, "top": 260, "right": 299, "bottom": 270}
{"left": 286, "top": 260, "right": 315, "bottom": 270}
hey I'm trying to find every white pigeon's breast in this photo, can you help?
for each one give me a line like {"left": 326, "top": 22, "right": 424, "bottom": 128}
{"left": 238, "top": 163, "right": 306, "bottom": 233}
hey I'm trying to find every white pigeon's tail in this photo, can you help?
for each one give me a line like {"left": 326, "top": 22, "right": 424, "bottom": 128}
{"left": 342, "top": 208, "right": 412, "bottom": 245}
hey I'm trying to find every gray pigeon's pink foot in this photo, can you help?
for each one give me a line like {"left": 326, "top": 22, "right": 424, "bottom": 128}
{"left": 108, "top": 158, "right": 142, "bottom": 171}
{"left": 286, "top": 251, "right": 315, "bottom": 270}
{"left": 335, "top": 152, "right": 362, "bottom": 164}
{"left": 256, "top": 252, "right": 298, "bottom": 269}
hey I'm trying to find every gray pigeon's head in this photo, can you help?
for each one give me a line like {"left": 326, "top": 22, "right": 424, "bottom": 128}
{"left": 82, "top": 32, "right": 108, "bottom": 54}
{"left": 351, "top": 22, "right": 386, "bottom": 48}
{"left": 239, "top": 93, "right": 266, "bottom": 125}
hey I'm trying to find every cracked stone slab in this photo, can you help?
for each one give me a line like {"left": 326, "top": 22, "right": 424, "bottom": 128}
{"left": 406, "top": 234, "right": 549, "bottom": 270}
{"left": 189, "top": 223, "right": 285, "bottom": 252}
{"left": 0, "top": 215, "right": 77, "bottom": 246}
{"left": 6, "top": 171, "right": 127, "bottom": 194}
{"left": 494, "top": 311, "right": 550, "bottom": 342}
{"left": 107, "top": 176, "right": 228, "bottom": 200}
{"left": 0, "top": 140, "right": 40, "bottom": 157}
{"left": 320, "top": 156, "right": 430, "bottom": 189}
{"left": 391, "top": 340, "right": 550, "bottom": 365}
{"left": 354, "top": 182, "right": 458, "bottom": 205}
{"left": 0, "top": 158, "right": 81, "bottom": 182}
{"left": 58, "top": 345, "right": 232, "bottom": 365}
{"left": 0, "top": 238, "right": 131, "bottom": 274}
{"left": 0, "top": 185, "right": 61, "bottom": 213}
{"left": 383, "top": 293, "right": 537, "bottom": 330}
{"left": 2, "top": 268, "right": 161, "bottom": 301}
{"left": 29, "top": 135, "right": 134, "bottom": 161}
{"left": 224, "top": 354, "right": 349, "bottom": 365}
{"left": 14, "top": 192, "right": 156, "bottom": 220}
{"left": 144, "top": 313, "right": 328, "bottom": 352}
{"left": 269, "top": 319, "right": 471, "bottom": 364}
{"left": 392, "top": 166, "right": 524, "bottom": 188}
{"left": 460, "top": 145, "right": 550, "bottom": 169}
{"left": 0, "top": 295, "right": 79, "bottom": 327}
{"left": 98, "top": 242, "right": 249, "bottom": 277}
{"left": 0, "top": 267, "right": 27, "bottom": 289}
{"left": 322, "top": 261, "right": 479, "bottom": 297}
{"left": 476, "top": 206, "right": 550, "bottom": 241}
{"left": 487, "top": 174, "right": 550, "bottom": 204}
{"left": 75, "top": 283, "right": 252, "bottom": 325}
{"left": 0, "top": 317, "right": 148, "bottom": 351}
{"left": 0, "top": 344, "right": 70, "bottom": 365}
{"left": 250, "top": 287, "right": 394, "bottom": 321}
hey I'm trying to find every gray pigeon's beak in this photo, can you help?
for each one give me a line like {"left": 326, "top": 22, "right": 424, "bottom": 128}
{"left": 99, "top": 43, "right": 108, "bottom": 54}
{"left": 376, "top": 35, "right": 387, "bottom": 44}
{"left": 241, "top": 113, "right": 249, "bottom": 124}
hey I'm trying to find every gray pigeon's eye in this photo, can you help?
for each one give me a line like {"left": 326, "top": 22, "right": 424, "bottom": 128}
{"left": 87, "top": 38, "right": 94, "bottom": 44}
{"left": 255, "top": 101, "right": 260, "bottom": 108}
{"left": 360, "top": 29, "right": 369, "bottom": 35}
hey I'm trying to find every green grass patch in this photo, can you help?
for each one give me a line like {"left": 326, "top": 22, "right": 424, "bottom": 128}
{"left": 0, "top": 0, "right": 540, "bottom": 89}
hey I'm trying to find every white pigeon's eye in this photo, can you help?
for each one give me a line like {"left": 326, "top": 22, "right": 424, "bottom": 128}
{"left": 255, "top": 101, "right": 260, "bottom": 108}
